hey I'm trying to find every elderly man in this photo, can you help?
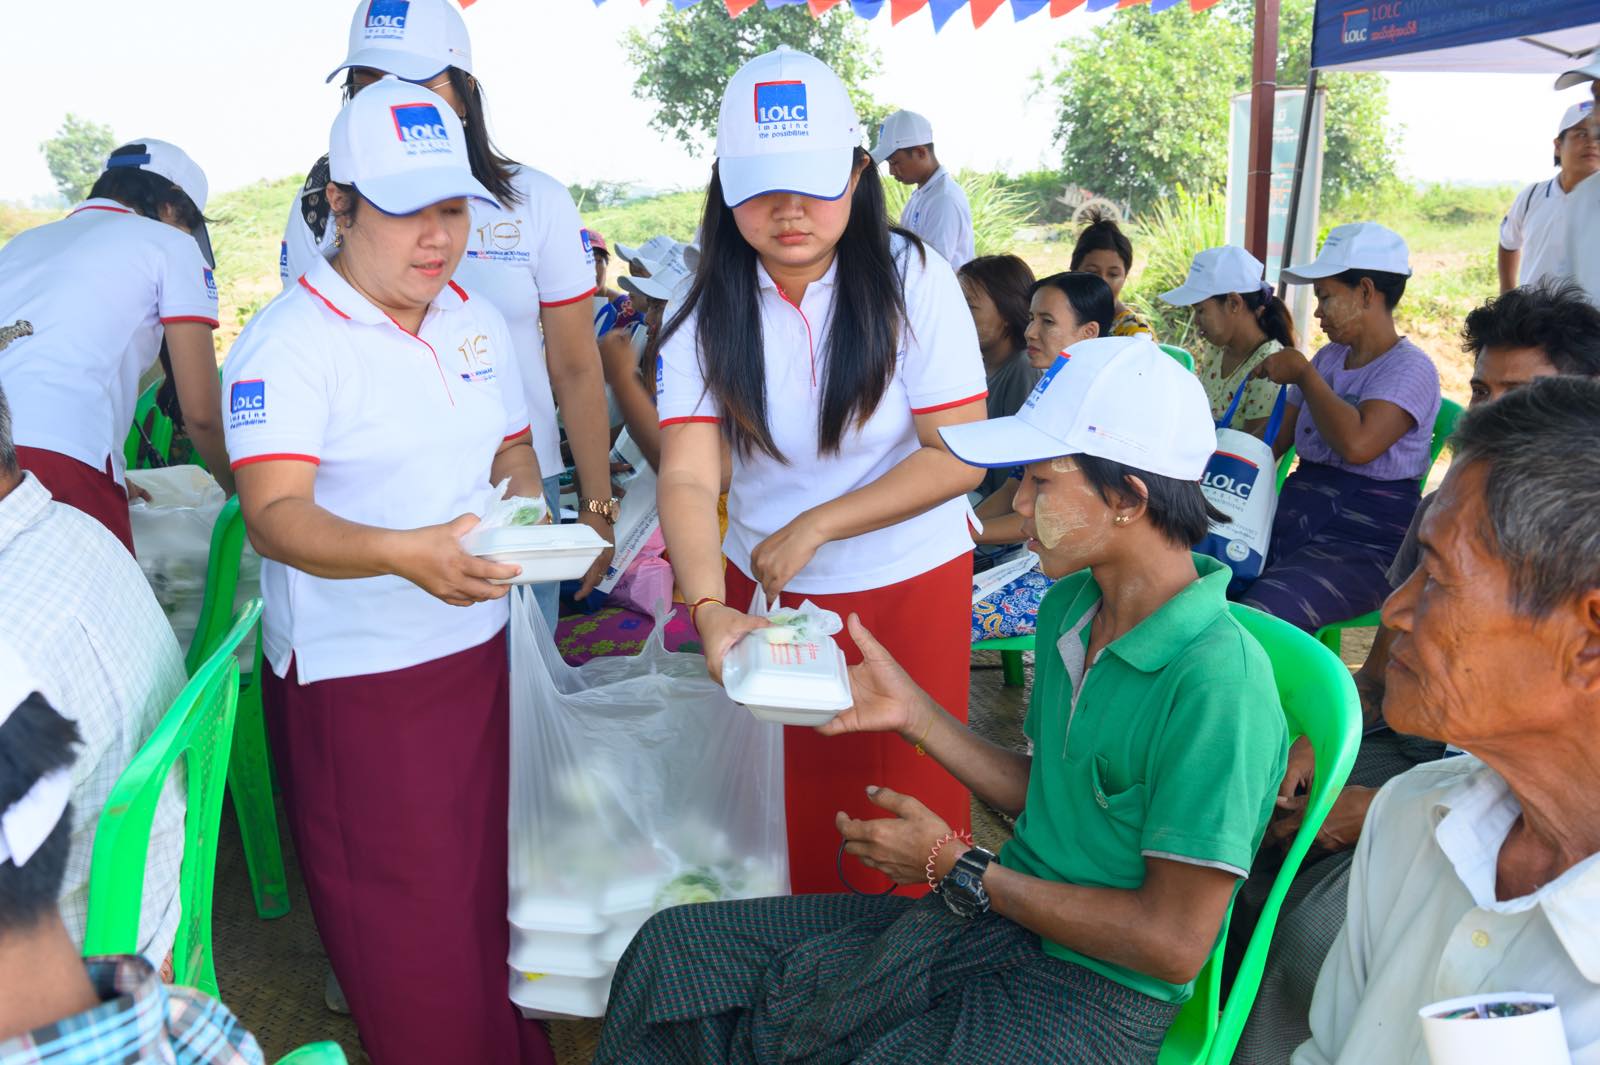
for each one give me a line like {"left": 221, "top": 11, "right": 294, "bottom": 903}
{"left": 0, "top": 383, "right": 186, "bottom": 966}
{"left": 1293, "top": 375, "right": 1600, "bottom": 1064}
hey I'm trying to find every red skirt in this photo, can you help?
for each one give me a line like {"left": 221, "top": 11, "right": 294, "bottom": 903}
{"left": 16, "top": 446, "right": 134, "bottom": 554}
{"left": 725, "top": 551, "right": 974, "bottom": 896}
{"left": 262, "top": 632, "right": 554, "bottom": 1065}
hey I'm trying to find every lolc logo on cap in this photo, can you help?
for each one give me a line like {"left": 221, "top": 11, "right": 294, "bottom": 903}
{"left": 1022, "top": 352, "right": 1069, "bottom": 410}
{"left": 390, "top": 103, "right": 452, "bottom": 156}
{"left": 754, "top": 80, "right": 809, "bottom": 141}
{"left": 365, "top": 0, "right": 409, "bottom": 39}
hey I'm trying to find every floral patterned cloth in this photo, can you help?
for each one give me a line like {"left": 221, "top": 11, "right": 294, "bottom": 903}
{"left": 555, "top": 604, "right": 701, "bottom": 665}
{"left": 971, "top": 566, "right": 1056, "bottom": 643}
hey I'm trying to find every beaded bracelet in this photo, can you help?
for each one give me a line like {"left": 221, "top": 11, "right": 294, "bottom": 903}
{"left": 925, "top": 829, "right": 973, "bottom": 892}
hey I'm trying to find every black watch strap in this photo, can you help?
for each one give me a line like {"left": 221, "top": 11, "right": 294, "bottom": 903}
{"left": 940, "top": 846, "right": 996, "bottom": 919}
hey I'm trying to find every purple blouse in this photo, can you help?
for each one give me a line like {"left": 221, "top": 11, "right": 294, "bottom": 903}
{"left": 1285, "top": 339, "right": 1441, "bottom": 482}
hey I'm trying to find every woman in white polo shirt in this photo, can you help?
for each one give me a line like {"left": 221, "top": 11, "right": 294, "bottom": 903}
{"left": 0, "top": 140, "right": 227, "bottom": 553}
{"left": 226, "top": 79, "right": 552, "bottom": 1065}
{"left": 281, "top": 0, "right": 616, "bottom": 624}
{"left": 657, "top": 48, "right": 987, "bottom": 895}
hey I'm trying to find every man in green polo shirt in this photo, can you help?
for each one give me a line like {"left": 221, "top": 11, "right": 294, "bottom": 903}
{"left": 595, "top": 337, "right": 1287, "bottom": 1065}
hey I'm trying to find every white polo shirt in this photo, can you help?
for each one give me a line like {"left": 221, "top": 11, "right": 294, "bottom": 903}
{"left": 280, "top": 160, "right": 594, "bottom": 477}
{"left": 0, "top": 199, "right": 218, "bottom": 481}
{"left": 223, "top": 256, "right": 529, "bottom": 685}
{"left": 656, "top": 234, "right": 986, "bottom": 595}
{"left": 1498, "top": 176, "right": 1574, "bottom": 287}
{"left": 900, "top": 167, "right": 975, "bottom": 272}
{"left": 1569, "top": 170, "right": 1600, "bottom": 308}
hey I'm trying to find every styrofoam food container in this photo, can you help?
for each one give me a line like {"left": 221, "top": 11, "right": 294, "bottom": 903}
{"left": 509, "top": 964, "right": 614, "bottom": 1020}
{"left": 1420, "top": 992, "right": 1571, "bottom": 1065}
{"left": 508, "top": 894, "right": 601, "bottom": 932}
{"left": 461, "top": 524, "right": 608, "bottom": 585}
{"left": 597, "top": 875, "right": 665, "bottom": 927}
{"left": 722, "top": 633, "right": 852, "bottom": 726}
{"left": 509, "top": 922, "right": 605, "bottom": 974}
{"left": 597, "top": 919, "right": 647, "bottom": 964}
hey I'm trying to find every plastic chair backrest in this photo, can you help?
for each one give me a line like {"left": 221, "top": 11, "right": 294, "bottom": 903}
{"left": 82, "top": 600, "right": 263, "bottom": 998}
{"left": 1156, "top": 603, "right": 1362, "bottom": 1064}
{"left": 274, "top": 1043, "right": 350, "bottom": 1065}
{"left": 186, "top": 497, "right": 250, "bottom": 676}
{"left": 1424, "top": 398, "right": 1464, "bottom": 487}
{"left": 123, "top": 380, "right": 175, "bottom": 471}
{"left": 1159, "top": 343, "right": 1196, "bottom": 372}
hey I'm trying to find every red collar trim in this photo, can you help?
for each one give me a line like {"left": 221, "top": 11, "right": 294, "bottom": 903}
{"left": 68, "top": 205, "right": 134, "bottom": 217}
{"left": 298, "top": 276, "right": 351, "bottom": 320}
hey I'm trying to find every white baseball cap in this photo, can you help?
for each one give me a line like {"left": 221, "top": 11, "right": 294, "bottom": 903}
{"left": 327, "top": 0, "right": 472, "bottom": 84}
{"left": 870, "top": 110, "right": 935, "bottom": 164}
{"left": 1280, "top": 222, "right": 1411, "bottom": 284}
{"left": 104, "top": 139, "right": 214, "bottom": 267}
{"left": 1159, "top": 245, "right": 1268, "bottom": 307}
{"left": 715, "top": 46, "right": 862, "bottom": 209}
{"left": 939, "top": 336, "right": 1216, "bottom": 481}
{"left": 616, "top": 235, "right": 681, "bottom": 268}
{"left": 329, "top": 76, "right": 496, "bottom": 215}
{"left": 1559, "top": 99, "right": 1597, "bottom": 138}
{"left": 619, "top": 256, "right": 693, "bottom": 302}
{"left": 1555, "top": 55, "right": 1600, "bottom": 90}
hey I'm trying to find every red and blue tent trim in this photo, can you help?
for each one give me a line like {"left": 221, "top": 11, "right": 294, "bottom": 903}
{"left": 458, "top": 0, "right": 1222, "bottom": 28}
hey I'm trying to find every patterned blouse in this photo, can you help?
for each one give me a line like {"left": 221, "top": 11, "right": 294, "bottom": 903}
{"left": 1110, "top": 307, "right": 1155, "bottom": 340}
{"left": 1198, "top": 339, "right": 1284, "bottom": 430}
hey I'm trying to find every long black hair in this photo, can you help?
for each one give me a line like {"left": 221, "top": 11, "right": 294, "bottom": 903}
{"left": 1031, "top": 272, "right": 1115, "bottom": 338}
{"left": 1212, "top": 288, "right": 1297, "bottom": 349}
{"left": 661, "top": 148, "right": 924, "bottom": 461}
{"left": 1069, "top": 208, "right": 1134, "bottom": 272}
{"left": 342, "top": 67, "right": 521, "bottom": 207}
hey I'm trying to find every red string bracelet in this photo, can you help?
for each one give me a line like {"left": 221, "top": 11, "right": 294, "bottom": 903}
{"left": 925, "top": 829, "right": 973, "bottom": 892}
{"left": 689, "top": 596, "right": 723, "bottom": 629}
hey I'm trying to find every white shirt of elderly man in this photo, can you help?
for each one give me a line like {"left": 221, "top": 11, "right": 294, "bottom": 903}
{"left": 871, "top": 110, "right": 975, "bottom": 271}
{"left": 1498, "top": 99, "right": 1598, "bottom": 292}
{"left": 1293, "top": 376, "right": 1600, "bottom": 1065}
{"left": 0, "top": 397, "right": 187, "bottom": 966}
{"left": 1556, "top": 61, "right": 1600, "bottom": 309}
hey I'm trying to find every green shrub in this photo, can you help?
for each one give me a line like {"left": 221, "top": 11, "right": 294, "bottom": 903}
{"left": 1125, "top": 184, "right": 1226, "bottom": 349}
{"left": 584, "top": 189, "right": 706, "bottom": 247}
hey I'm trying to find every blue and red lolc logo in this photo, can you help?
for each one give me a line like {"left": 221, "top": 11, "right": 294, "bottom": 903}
{"left": 202, "top": 268, "right": 217, "bottom": 299}
{"left": 754, "top": 81, "right": 808, "bottom": 130}
{"left": 1022, "top": 352, "right": 1069, "bottom": 410}
{"left": 229, "top": 379, "right": 266, "bottom": 428}
{"left": 1204, "top": 451, "right": 1259, "bottom": 501}
{"left": 1341, "top": 7, "right": 1370, "bottom": 43}
{"left": 391, "top": 103, "right": 451, "bottom": 155}
{"left": 365, "top": 0, "right": 409, "bottom": 38}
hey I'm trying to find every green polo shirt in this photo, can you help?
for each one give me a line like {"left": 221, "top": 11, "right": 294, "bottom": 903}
{"left": 997, "top": 554, "right": 1287, "bottom": 1004}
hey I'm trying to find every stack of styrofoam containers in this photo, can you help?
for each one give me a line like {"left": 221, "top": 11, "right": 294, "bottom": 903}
{"left": 507, "top": 874, "right": 665, "bottom": 1019}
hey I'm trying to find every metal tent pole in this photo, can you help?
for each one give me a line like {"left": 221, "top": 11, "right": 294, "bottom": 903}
{"left": 1279, "top": 68, "right": 1320, "bottom": 297}
{"left": 1244, "top": 0, "right": 1281, "bottom": 260}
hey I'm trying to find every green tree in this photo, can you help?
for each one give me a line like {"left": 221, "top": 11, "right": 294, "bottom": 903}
{"left": 625, "top": 4, "right": 885, "bottom": 151}
{"left": 1044, "top": 0, "right": 1396, "bottom": 213}
{"left": 40, "top": 114, "right": 116, "bottom": 205}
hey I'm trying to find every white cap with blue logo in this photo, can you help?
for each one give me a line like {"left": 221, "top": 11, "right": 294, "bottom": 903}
{"left": 870, "top": 110, "right": 935, "bottom": 164}
{"left": 1159, "top": 245, "right": 1268, "bottom": 307}
{"left": 1280, "top": 221, "right": 1411, "bottom": 284}
{"left": 938, "top": 336, "right": 1216, "bottom": 481}
{"left": 103, "top": 138, "right": 214, "bottom": 267}
{"left": 1559, "top": 99, "right": 1596, "bottom": 138}
{"left": 715, "top": 46, "right": 862, "bottom": 209}
{"left": 327, "top": 0, "right": 472, "bottom": 84}
{"left": 329, "top": 76, "right": 496, "bottom": 215}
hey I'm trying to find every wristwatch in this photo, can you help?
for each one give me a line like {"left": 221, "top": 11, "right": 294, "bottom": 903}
{"left": 939, "top": 845, "right": 996, "bottom": 919}
{"left": 580, "top": 497, "right": 621, "bottom": 525}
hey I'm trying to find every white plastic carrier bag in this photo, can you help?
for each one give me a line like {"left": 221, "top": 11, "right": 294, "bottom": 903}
{"left": 1197, "top": 386, "right": 1288, "bottom": 582}
{"left": 506, "top": 589, "right": 789, "bottom": 1018}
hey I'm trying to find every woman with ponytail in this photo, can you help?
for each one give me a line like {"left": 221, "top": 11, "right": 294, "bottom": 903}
{"left": 656, "top": 47, "right": 987, "bottom": 895}
{"left": 1161, "top": 245, "right": 1295, "bottom": 438}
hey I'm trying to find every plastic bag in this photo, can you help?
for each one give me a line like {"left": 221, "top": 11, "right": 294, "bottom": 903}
{"left": 1198, "top": 387, "right": 1288, "bottom": 582}
{"left": 471, "top": 477, "right": 550, "bottom": 531}
{"left": 507, "top": 589, "right": 788, "bottom": 1018}
{"left": 127, "top": 466, "right": 260, "bottom": 669}
{"left": 747, "top": 586, "right": 844, "bottom": 645}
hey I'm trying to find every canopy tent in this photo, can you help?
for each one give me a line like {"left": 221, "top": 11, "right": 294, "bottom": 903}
{"left": 1311, "top": 0, "right": 1600, "bottom": 75}
{"left": 534, "top": 0, "right": 1225, "bottom": 30}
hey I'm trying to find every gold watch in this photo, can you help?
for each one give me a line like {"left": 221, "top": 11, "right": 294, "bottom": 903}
{"left": 581, "top": 497, "right": 621, "bottom": 525}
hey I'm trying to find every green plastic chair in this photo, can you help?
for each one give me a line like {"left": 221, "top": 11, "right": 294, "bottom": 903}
{"left": 124, "top": 380, "right": 176, "bottom": 471}
{"left": 971, "top": 632, "right": 1033, "bottom": 688}
{"left": 1160, "top": 343, "right": 1196, "bottom": 372}
{"left": 83, "top": 600, "right": 263, "bottom": 997}
{"left": 1311, "top": 397, "right": 1465, "bottom": 655}
{"left": 274, "top": 1043, "right": 350, "bottom": 1065}
{"left": 187, "top": 496, "right": 290, "bottom": 920}
{"left": 1156, "top": 602, "right": 1361, "bottom": 1064}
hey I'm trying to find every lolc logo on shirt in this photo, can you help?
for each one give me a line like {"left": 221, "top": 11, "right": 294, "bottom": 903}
{"left": 390, "top": 103, "right": 451, "bottom": 157}
{"left": 202, "top": 268, "right": 217, "bottom": 300}
{"left": 654, "top": 353, "right": 665, "bottom": 399}
{"left": 364, "top": 0, "right": 409, "bottom": 39}
{"left": 230, "top": 380, "right": 266, "bottom": 429}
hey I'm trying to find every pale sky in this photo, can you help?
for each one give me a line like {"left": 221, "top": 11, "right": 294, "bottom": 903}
{"left": 2, "top": 0, "right": 1589, "bottom": 206}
